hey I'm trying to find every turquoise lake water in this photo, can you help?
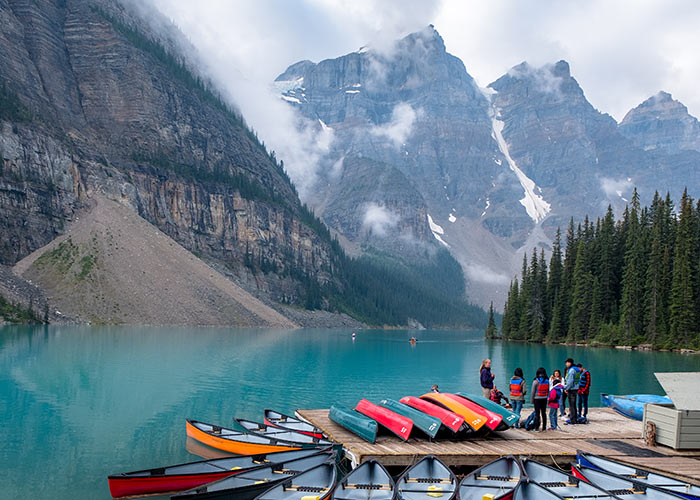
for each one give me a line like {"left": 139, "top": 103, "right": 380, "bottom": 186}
{"left": 2, "top": 325, "right": 698, "bottom": 500}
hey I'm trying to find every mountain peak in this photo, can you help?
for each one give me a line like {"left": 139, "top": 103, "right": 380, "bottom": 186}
{"left": 619, "top": 91, "right": 700, "bottom": 154}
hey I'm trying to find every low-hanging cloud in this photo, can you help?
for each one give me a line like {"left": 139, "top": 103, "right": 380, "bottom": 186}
{"left": 600, "top": 177, "right": 633, "bottom": 200}
{"left": 507, "top": 62, "right": 566, "bottom": 98}
{"left": 362, "top": 203, "right": 400, "bottom": 236}
{"left": 465, "top": 263, "right": 510, "bottom": 286}
{"left": 370, "top": 103, "right": 421, "bottom": 149}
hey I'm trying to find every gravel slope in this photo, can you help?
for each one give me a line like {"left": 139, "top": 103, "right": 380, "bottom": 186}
{"left": 15, "top": 195, "right": 298, "bottom": 327}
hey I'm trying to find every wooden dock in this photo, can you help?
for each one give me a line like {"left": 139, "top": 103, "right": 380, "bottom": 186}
{"left": 297, "top": 408, "right": 700, "bottom": 484}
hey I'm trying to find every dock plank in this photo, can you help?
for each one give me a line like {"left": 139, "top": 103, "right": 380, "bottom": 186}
{"left": 298, "top": 408, "right": 700, "bottom": 483}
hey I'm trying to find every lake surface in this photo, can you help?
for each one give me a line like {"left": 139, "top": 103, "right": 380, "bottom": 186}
{"left": 1, "top": 325, "right": 698, "bottom": 500}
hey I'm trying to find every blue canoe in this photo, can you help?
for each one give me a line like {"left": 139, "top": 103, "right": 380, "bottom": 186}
{"left": 601, "top": 393, "right": 672, "bottom": 421}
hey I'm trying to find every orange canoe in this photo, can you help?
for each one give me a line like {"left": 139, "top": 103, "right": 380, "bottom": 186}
{"left": 420, "top": 393, "right": 488, "bottom": 433}
{"left": 442, "top": 393, "right": 503, "bottom": 431}
{"left": 186, "top": 419, "right": 315, "bottom": 455}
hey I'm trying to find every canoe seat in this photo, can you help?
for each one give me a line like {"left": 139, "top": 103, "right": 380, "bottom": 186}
{"left": 477, "top": 475, "right": 515, "bottom": 482}
{"left": 149, "top": 468, "right": 166, "bottom": 476}
{"left": 212, "top": 425, "right": 222, "bottom": 433}
{"left": 539, "top": 482, "right": 577, "bottom": 488}
{"left": 292, "top": 486, "right": 327, "bottom": 492}
{"left": 609, "top": 488, "right": 643, "bottom": 496}
{"left": 409, "top": 478, "right": 452, "bottom": 484}
{"left": 350, "top": 484, "right": 387, "bottom": 490}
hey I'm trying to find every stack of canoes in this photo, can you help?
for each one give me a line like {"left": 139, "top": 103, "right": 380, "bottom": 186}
{"left": 330, "top": 392, "right": 519, "bottom": 443}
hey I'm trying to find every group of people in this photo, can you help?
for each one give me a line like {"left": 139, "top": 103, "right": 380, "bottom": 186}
{"left": 479, "top": 358, "right": 591, "bottom": 432}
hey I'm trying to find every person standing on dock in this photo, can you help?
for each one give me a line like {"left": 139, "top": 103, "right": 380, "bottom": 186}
{"left": 509, "top": 368, "right": 527, "bottom": 428}
{"left": 551, "top": 369, "right": 566, "bottom": 417}
{"left": 531, "top": 367, "right": 549, "bottom": 432}
{"left": 564, "top": 358, "right": 580, "bottom": 424}
{"left": 577, "top": 363, "right": 591, "bottom": 420}
{"left": 548, "top": 378, "right": 564, "bottom": 430}
{"left": 479, "top": 359, "right": 495, "bottom": 399}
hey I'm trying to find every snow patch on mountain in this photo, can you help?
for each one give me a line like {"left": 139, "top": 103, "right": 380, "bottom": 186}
{"left": 490, "top": 115, "right": 551, "bottom": 223}
{"left": 448, "top": 213, "right": 456, "bottom": 223}
{"left": 427, "top": 214, "right": 449, "bottom": 247}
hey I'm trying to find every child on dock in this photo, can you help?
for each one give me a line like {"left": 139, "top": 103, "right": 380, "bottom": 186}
{"left": 548, "top": 378, "right": 564, "bottom": 430}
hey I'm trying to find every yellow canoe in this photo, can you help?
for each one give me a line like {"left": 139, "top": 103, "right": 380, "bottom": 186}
{"left": 419, "top": 393, "right": 488, "bottom": 432}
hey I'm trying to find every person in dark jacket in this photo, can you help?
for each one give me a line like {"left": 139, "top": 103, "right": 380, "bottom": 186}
{"left": 577, "top": 363, "right": 591, "bottom": 419}
{"left": 479, "top": 359, "right": 495, "bottom": 399}
{"left": 564, "top": 358, "right": 580, "bottom": 424}
{"left": 531, "top": 367, "right": 549, "bottom": 432}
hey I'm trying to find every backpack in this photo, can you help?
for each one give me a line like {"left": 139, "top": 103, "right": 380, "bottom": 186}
{"left": 523, "top": 412, "right": 537, "bottom": 431}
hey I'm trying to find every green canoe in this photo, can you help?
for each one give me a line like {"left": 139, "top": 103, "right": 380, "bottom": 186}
{"left": 329, "top": 404, "right": 378, "bottom": 444}
{"left": 457, "top": 393, "right": 520, "bottom": 428}
{"left": 379, "top": 398, "right": 441, "bottom": 439}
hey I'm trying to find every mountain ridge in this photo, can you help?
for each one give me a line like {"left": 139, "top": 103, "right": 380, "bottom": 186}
{"left": 275, "top": 26, "right": 700, "bottom": 309}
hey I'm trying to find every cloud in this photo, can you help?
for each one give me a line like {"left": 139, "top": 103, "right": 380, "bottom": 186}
{"left": 507, "top": 63, "right": 566, "bottom": 98}
{"left": 370, "top": 103, "right": 421, "bottom": 149}
{"left": 600, "top": 177, "right": 633, "bottom": 200}
{"left": 464, "top": 263, "right": 510, "bottom": 286}
{"left": 362, "top": 203, "right": 400, "bottom": 236}
{"left": 434, "top": 0, "right": 700, "bottom": 120}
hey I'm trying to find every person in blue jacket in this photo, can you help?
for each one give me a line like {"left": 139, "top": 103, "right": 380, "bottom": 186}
{"left": 564, "top": 358, "right": 581, "bottom": 424}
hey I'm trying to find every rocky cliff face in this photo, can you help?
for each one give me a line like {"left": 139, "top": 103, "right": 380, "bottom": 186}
{"left": 276, "top": 28, "right": 700, "bottom": 308}
{"left": 620, "top": 91, "right": 700, "bottom": 154}
{"left": 275, "top": 26, "right": 526, "bottom": 296}
{"left": 0, "top": 0, "right": 335, "bottom": 305}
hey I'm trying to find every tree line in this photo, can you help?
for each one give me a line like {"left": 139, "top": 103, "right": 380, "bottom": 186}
{"left": 499, "top": 189, "right": 700, "bottom": 349}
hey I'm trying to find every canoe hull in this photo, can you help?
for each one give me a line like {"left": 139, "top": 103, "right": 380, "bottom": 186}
{"left": 576, "top": 451, "right": 700, "bottom": 500}
{"left": 355, "top": 399, "right": 413, "bottom": 441}
{"left": 459, "top": 456, "right": 521, "bottom": 500}
{"left": 456, "top": 393, "right": 519, "bottom": 429}
{"left": 399, "top": 396, "right": 465, "bottom": 434}
{"left": 419, "top": 393, "right": 487, "bottom": 433}
{"left": 329, "top": 405, "right": 378, "bottom": 444}
{"left": 601, "top": 394, "right": 672, "bottom": 421}
{"left": 109, "top": 471, "right": 237, "bottom": 498}
{"left": 173, "top": 477, "right": 284, "bottom": 500}
{"left": 186, "top": 420, "right": 302, "bottom": 455}
{"left": 264, "top": 410, "right": 325, "bottom": 439}
{"left": 442, "top": 393, "right": 502, "bottom": 431}
{"left": 379, "top": 399, "right": 441, "bottom": 439}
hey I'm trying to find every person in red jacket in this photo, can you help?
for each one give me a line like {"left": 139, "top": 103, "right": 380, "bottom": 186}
{"left": 577, "top": 363, "right": 591, "bottom": 420}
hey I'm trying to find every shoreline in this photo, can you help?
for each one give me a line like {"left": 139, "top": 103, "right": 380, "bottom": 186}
{"left": 487, "top": 336, "right": 699, "bottom": 354}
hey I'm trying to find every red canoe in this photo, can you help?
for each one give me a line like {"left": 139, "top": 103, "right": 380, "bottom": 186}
{"left": 399, "top": 396, "right": 466, "bottom": 433}
{"left": 355, "top": 399, "right": 413, "bottom": 441}
{"left": 107, "top": 448, "right": 325, "bottom": 498}
{"left": 443, "top": 393, "right": 502, "bottom": 431}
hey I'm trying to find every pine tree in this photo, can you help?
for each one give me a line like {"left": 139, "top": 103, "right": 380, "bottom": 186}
{"left": 568, "top": 241, "right": 593, "bottom": 342}
{"left": 670, "top": 190, "right": 696, "bottom": 346}
{"left": 620, "top": 189, "right": 647, "bottom": 346}
{"left": 503, "top": 280, "right": 520, "bottom": 340}
{"left": 516, "top": 254, "right": 531, "bottom": 340}
{"left": 486, "top": 302, "right": 498, "bottom": 339}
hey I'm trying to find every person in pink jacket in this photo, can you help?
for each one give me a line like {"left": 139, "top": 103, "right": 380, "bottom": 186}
{"left": 548, "top": 378, "right": 565, "bottom": 430}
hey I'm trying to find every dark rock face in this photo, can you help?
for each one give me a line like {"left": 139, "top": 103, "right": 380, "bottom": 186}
{"left": 620, "top": 91, "right": 700, "bottom": 154}
{"left": 0, "top": 0, "right": 335, "bottom": 302}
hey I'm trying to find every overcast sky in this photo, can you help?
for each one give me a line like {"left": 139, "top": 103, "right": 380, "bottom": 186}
{"left": 151, "top": 0, "right": 700, "bottom": 121}
{"left": 146, "top": 0, "right": 700, "bottom": 195}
